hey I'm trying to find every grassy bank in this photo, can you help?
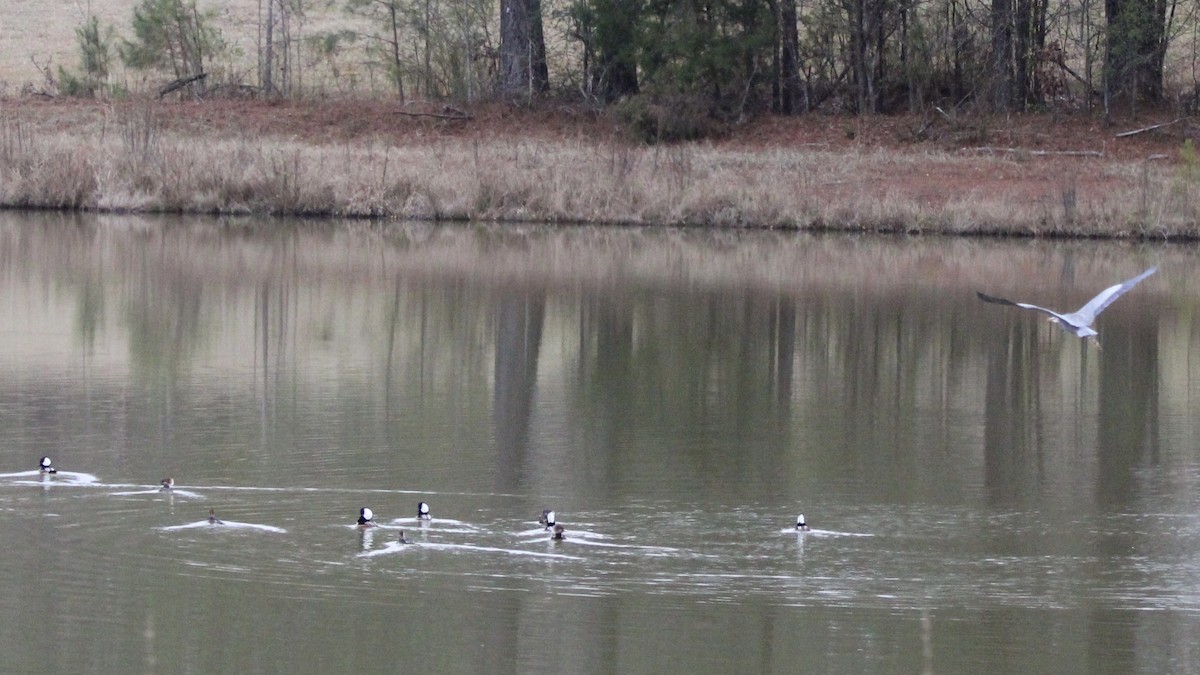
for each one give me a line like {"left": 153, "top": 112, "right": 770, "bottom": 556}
{"left": 1, "top": 100, "right": 1196, "bottom": 238}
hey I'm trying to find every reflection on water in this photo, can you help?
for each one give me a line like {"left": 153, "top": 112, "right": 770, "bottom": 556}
{"left": 0, "top": 212, "right": 1198, "bottom": 673}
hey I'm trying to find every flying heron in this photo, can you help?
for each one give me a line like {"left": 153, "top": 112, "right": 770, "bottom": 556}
{"left": 977, "top": 266, "right": 1157, "bottom": 344}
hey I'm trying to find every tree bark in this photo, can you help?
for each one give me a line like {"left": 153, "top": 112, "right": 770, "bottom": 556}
{"left": 500, "top": 0, "right": 549, "bottom": 97}
{"left": 389, "top": 1, "right": 405, "bottom": 100}
{"left": 264, "top": 0, "right": 275, "bottom": 94}
{"left": 1014, "top": 0, "right": 1030, "bottom": 103}
{"left": 850, "top": 0, "right": 868, "bottom": 112}
{"left": 778, "top": 0, "right": 801, "bottom": 113}
{"left": 991, "top": 0, "right": 1013, "bottom": 110}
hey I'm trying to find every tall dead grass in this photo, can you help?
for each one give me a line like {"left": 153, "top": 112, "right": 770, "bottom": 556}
{"left": 1, "top": 103, "right": 1197, "bottom": 238}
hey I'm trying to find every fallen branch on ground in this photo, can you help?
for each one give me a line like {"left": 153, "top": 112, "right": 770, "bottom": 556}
{"left": 159, "top": 73, "right": 208, "bottom": 99}
{"left": 961, "top": 147, "right": 1104, "bottom": 157}
{"left": 1116, "top": 119, "right": 1182, "bottom": 138}
{"left": 394, "top": 108, "right": 472, "bottom": 121}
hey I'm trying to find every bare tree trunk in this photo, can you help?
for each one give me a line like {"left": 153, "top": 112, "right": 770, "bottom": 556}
{"left": 851, "top": 0, "right": 867, "bottom": 112}
{"left": 257, "top": 0, "right": 263, "bottom": 90}
{"left": 991, "top": 0, "right": 1013, "bottom": 109}
{"left": 500, "top": 0, "right": 549, "bottom": 97}
{"left": 462, "top": 19, "right": 473, "bottom": 101}
{"left": 389, "top": 1, "right": 405, "bottom": 100}
{"left": 294, "top": 1, "right": 303, "bottom": 95}
{"left": 1015, "top": 0, "right": 1029, "bottom": 104}
{"left": 423, "top": 0, "right": 433, "bottom": 97}
{"left": 264, "top": 0, "right": 275, "bottom": 94}
{"left": 872, "top": 0, "right": 885, "bottom": 107}
{"left": 779, "top": 0, "right": 800, "bottom": 113}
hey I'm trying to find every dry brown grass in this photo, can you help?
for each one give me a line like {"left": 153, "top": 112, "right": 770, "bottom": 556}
{"left": 1, "top": 100, "right": 1198, "bottom": 238}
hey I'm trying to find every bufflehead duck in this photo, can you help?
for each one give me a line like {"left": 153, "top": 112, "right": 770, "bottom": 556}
{"left": 357, "top": 507, "right": 377, "bottom": 528}
{"left": 539, "top": 509, "right": 556, "bottom": 530}
{"left": 39, "top": 456, "right": 57, "bottom": 474}
{"left": 208, "top": 509, "right": 223, "bottom": 525}
{"left": 417, "top": 501, "right": 431, "bottom": 520}
{"left": 795, "top": 514, "right": 811, "bottom": 532}
{"left": 552, "top": 524, "right": 566, "bottom": 541}
{"left": 160, "top": 477, "right": 175, "bottom": 491}
{"left": 397, "top": 531, "right": 410, "bottom": 544}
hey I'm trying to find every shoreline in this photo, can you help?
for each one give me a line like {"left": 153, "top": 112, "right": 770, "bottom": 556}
{"left": 0, "top": 99, "right": 1195, "bottom": 239}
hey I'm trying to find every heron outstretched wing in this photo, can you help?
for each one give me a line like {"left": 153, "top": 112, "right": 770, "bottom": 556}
{"left": 976, "top": 292, "right": 1075, "bottom": 325}
{"left": 1067, "top": 266, "right": 1157, "bottom": 326}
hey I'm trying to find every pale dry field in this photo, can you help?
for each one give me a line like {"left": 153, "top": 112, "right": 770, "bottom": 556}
{"left": 0, "top": 0, "right": 368, "bottom": 93}
{"left": 2, "top": 0, "right": 159, "bottom": 87}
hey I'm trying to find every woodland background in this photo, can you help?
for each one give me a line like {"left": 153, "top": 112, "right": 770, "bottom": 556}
{"left": 4, "top": 0, "right": 1198, "bottom": 138}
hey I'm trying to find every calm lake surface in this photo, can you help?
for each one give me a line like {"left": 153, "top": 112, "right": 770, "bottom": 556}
{"left": 0, "top": 212, "right": 1198, "bottom": 673}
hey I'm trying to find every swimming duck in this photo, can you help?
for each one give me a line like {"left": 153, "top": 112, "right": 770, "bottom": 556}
{"left": 552, "top": 524, "right": 566, "bottom": 541}
{"left": 539, "top": 509, "right": 556, "bottom": 530}
{"left": 417, "top": 501, "right": 431, "bottom": 520}
{"left": 795, "top": 514, "right": 811, "bottom": 532}
{"left": 160, "top": 477, "right": 175, "bottom": 491}
{"left": 207, "top": 509, "right": 223, "bottom": 525}
{"left": 39, "top": 456, "right": 57, "bottom": 475}
{"left": 358, "top": 507, "right": 377, "bottom": 528}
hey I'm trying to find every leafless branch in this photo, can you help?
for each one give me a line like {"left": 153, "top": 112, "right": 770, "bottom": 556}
{"left": 1115, "top": 119, "right": 1183, "bottom": 138}
{"left": 960, "top": 147, "right": 1105, "bottom": 157}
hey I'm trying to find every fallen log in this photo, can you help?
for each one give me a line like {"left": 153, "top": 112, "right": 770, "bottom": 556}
{"left": 960, "top": 147, "right": 1105, "bottom": 158}
{"left": 158, "top": 72, "right": 208, "bottom": 99}
{"left": 1115, "top": 119, "right": 1182, "bottom": 138}
{"left": 394, "top": 107, "right": 473, "bottom": 121}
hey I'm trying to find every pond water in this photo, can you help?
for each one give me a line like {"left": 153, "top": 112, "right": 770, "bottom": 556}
{"left": 0, "top": 212, "right": 1198, "bottom": 673}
